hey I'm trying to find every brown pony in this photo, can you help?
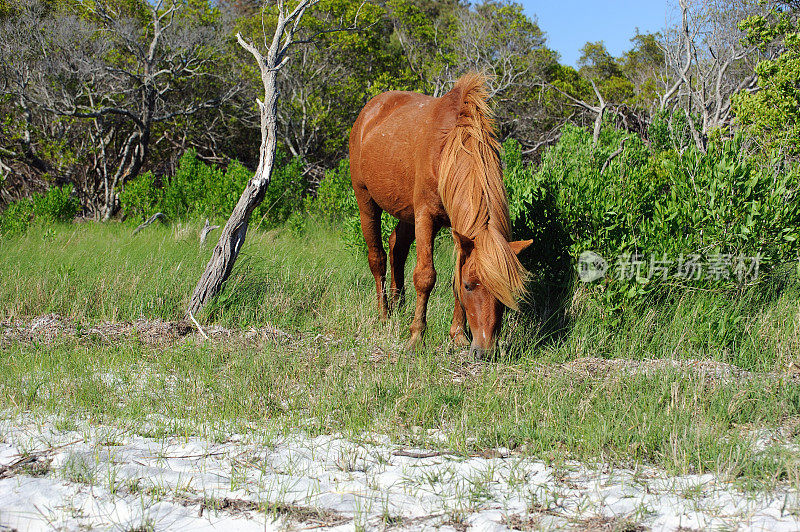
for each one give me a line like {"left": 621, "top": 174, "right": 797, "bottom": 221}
{"left": 349, "top": 73, "right": 532, "bottom": 355}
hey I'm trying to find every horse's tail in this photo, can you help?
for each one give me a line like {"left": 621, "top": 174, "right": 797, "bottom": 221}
{"left": 438, "top": 72, "right": 529, "bottom": 309}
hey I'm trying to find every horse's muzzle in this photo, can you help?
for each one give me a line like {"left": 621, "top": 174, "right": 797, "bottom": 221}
{"left": 469, "top": 341, "right": 493, "bottom": 359}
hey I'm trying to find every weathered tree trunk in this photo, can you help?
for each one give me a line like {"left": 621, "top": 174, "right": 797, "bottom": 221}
{"left": 589, "top": 80, "right": 607, "bottom": 148}
{"left": 187, "top": 1, "right": 318, "bottom": 316}
{"left": 187, "top": 53, "right": 278, "bottom": 316}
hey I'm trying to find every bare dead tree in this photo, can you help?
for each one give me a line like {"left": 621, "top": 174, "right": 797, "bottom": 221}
{"left": 0, "top": 0, "right": 241, "bottom": 219}
{"left": 0, "top": 2, "right": 54, "bottom": 178}
{"left": 519, "top": 124, "right": 565, "bottom": 157}
{"left": 543, "top": 79, "right": 609, "bottom": 147}
{"left": 451, "top": 3, "right": 545, "bottom": 99}
{"left": 187, "top": 0, "right": 321, "bottom": 317}
{"left": 658, "top": 0, "right": 773, "bottom": 149}
{"left": 659, "top": 0, "right": 694, "bottom": 111}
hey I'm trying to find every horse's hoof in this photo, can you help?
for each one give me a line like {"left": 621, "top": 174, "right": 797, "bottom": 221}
{"left": 469, "top": 345, "right": 485, "bottom": 359}
{"left": 450, "top": 332, "right": 470, "bottom": 348}
{"left": 407, "top": 333, "right": 423, "bottom": 354}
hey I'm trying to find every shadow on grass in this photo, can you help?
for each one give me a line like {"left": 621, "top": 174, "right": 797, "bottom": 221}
{"left": 504, "top": 189, "right": 575, "bottom": 357}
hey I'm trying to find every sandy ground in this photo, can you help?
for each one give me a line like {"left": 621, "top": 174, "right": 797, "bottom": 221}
{"left": 2, "top": 315, "right": 800, "bottom": 530}
{"left": 0, "top": 412, "right": 798, "bottom": 531}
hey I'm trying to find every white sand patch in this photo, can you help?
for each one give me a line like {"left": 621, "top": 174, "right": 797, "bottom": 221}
{"left": 0, "top": 412, "right": 797, "bottom": 531}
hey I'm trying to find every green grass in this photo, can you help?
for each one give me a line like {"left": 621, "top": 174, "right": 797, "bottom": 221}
{"left": 3, "top": 335, "right": 799, "bottom": 486}
{"left": 2, "top": 220, "right": 799, "bottom": 371}
{"left": 1, "top": 220, "right": 800, "bottom": 486}
{"left": 0, "top": 219, "right": 456, "bottom": 339}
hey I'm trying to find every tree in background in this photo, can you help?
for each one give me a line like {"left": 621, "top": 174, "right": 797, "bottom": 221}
{"left": 620, "top": 32, "right": 665, "bottom": 115}
{"left": 2, "top": 0, "right": 798, "bottom": 216}
{"left": 389, "top": 0, "right": 559, "bottom": 152}
{"left": 657, "top": 0, "right": 774, "bottom": 150}
{"left": 270, "top": 0, "right": 403, "bottom": 174}
{"left": 734, "top": 0, "right": 800, "bottom": 157}
{"left": 189, "top": 0, "right": 357, "bottom": 316}
{"left": 0, "top": 0, "right": 243, "bottom": 218}
{"left": 217, "top": 0, "right": 262, "bottom": 16}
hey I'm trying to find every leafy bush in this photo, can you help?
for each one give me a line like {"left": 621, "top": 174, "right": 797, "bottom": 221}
{"left": 121, "top": 150, "right": 308, "bottom": 228}
{"left": 32, "top": 185, "right": 81, "bottom": 223}
{"left": 647, "top": 110, "right": 694, "bottom": 152}
{"left": 118, "top": 171, "right": 159, "bottom": 221}
{"left": 312, "top": 159, "right": 357, "bottom": 220}
{"left": 0, "top": 198, "right": 33, "bottom": 235}
{"left": 260, "top": 154, "right": 308, "bottom": 228}
{"left": 502, "top": 138, "right": 573, "bottom": 295}
{"left": 507, "top": 125, "right": 800, "bottom": 311}
{"left": 734, "top": 10, "right": 800, "bottom": 158}
{"left": 0, "top": 184, "right": 80, "bottom": 235}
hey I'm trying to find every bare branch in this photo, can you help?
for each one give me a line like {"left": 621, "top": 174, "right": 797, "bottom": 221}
{"left": 132, "top": 212, "right": 165, "bottom": 235}
{"left": 601, "top": 138, "right": 628, "bottom": 174}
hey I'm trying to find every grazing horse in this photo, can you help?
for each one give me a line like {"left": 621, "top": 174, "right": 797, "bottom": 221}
{"left": 349, "top": 73, "right": 532, "bottom": 355}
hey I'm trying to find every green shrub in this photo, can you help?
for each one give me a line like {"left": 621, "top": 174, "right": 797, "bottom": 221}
{"left": 32, "top": 184, "right": 81, "bottom": 223}
{"left": 647, "top": 110, "right": 695, "bottom": 152}
{"left": 0, "top": 197, "right": 34, "bottom": 235}
{"left": 509, "top": 124, "right": 800, "bottom": 311}
{"left": 257, "top": 153, "right": 308, "bottom": 228}
{"left": 502, "top": 138, "right": 573, "bottom": 297}
{"left": 734, "top": 11, "right": 800, "bottom": 157}
{"left": 312, "top": 159, "right": 357, "bottom": 220}
{"left": 0, "top": 184, "right": 80, "bottom": 236}
{"left": 119, "top": 171, "right": 159, "bottom": 221}
{"left": 120, "top": 149, "right": 308, "bottom": 228}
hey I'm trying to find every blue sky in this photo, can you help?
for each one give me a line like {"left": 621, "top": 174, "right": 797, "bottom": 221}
{"left": 517, "top": 1, "right": 669, "bottom": 66}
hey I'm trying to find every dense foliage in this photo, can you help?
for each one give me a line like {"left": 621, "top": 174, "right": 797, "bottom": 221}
{"left": 1, "top": 0, "right": 799, "bottom": 317}
{"left": 735, "top": 3, "right": 800, "bottom": 157}
{"left": 4, "top": 0, "right": 778, "bottom": 218}
{"left": 0, "top": 184, "right": 80, "bottom": 234}
{"left": 119, "top": 150, "right": 308, "bottom": 229}
{"left": 505, "top": 127, "right": 800, "bottom": 310}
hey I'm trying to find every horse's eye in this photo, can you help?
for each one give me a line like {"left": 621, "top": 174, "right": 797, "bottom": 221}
{"left": 464, "top": 281, "right": 477, "bottom": 292}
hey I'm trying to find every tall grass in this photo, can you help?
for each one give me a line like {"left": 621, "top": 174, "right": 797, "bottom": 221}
{"left": 0, "top": 220, "right": 457, "bottom": 343}
{"left": 2, "top": 221, "right": 800, "bottom": 485}
{"left": 2, "top": 221, "right": 799, "bottom": 372}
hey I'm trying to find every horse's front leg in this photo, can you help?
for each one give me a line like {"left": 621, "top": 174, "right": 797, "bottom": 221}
{"left": 449, "top": 295, "right": 470, "bottom": 347}
{"left": 409, "top": 215, "right": 439, "bottom": 351}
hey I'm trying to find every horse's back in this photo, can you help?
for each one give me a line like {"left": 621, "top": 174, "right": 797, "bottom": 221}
{"left": 350, "top": 89, "right": 460, "bottom": 223}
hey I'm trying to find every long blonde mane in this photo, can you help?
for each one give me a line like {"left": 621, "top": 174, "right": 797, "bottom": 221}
{"left": 438, "top": 73, "right": 528, "bottom": 310}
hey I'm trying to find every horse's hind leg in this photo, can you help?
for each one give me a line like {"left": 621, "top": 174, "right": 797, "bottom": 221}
{"left": 355, "top": 191, "right": 389, "bottom": 320}
{"left": 388, "top": 220, "right": 414, "bottom": 312}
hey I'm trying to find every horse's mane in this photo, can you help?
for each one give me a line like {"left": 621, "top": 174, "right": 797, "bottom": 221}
{"left": 438, "top": 72, "right": 528, "bottom": 310}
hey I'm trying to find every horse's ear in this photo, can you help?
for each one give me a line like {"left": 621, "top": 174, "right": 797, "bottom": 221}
{"left": 453, "top": 230, "right": 474, "bottom": 254}
{"left": 509, "top": 239, "right": 533, "bottom": 255}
